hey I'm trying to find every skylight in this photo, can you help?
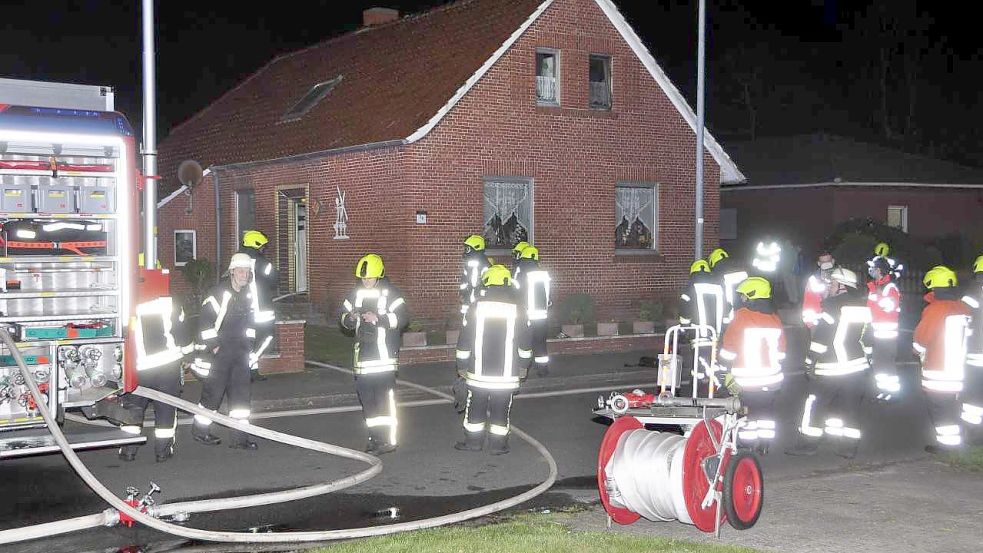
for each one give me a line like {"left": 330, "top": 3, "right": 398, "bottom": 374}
{"left": 280, "top": 75, "right": 344, "bottom": 122}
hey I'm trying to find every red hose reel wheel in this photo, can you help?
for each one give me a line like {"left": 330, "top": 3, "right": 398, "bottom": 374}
{"left": 723, "top": 451, "right": 764, "bottom": 530}
{"left": 597, "top": 416, "right": 643, "bottom": 525}
{"left": 681, "top": 419, "right": 725, "bottom": 532}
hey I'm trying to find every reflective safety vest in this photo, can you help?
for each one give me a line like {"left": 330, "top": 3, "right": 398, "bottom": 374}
{"left": 914, "top": 294, "right": 971, "bottom": 393}
{"left": 679, "top": 279, "right": 724, "bottom": 342}
{"left": 133, "top": 296, "right": 193, "bottom": 371}
{"left": 341, "top": 281, "right": 407, "bottom": 375}
{"left": 751, "top": 241, "right": 781, "bottom": 274}
{"left": 802, "top": 274, "right": 827, "bottom": 328}
{"left": 719, "top": 305, "right": 786, "bottom": 390}
{"left": 718, "top": 270, "right": 749, "bottom": 325}
{"left": 194, "top": 282, "right": 256, "bottom": 377}
{"left": 807, "top": 298, "right": 871, "bottom": 376}
{"left": 455, "top": 289, "right": 532, "bottom": 391}
{"left": 867, "top": 276, "right": 901, "bottom": 340}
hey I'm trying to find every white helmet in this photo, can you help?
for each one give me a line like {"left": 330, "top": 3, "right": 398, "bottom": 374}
{"left": 828, "top": 267, "right": 858, "bottom": 288}
{"left": 228, "top": 253, "right": 253, "bottom": 270}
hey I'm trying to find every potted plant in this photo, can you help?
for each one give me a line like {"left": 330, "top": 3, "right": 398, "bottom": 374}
{"left": 558, "top": 293, "right": 595, "bottom": 338}
{"left": 597, "top": 318, "right": 619, "bottom": 336}
{"left": 633, "top": 300, "right": 662, "bottom": 334}
{"left": 403, "top": 320, "right": 427, "bottom": 347}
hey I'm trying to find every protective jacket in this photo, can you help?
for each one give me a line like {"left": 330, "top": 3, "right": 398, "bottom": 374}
{"left": 679, "top": 271, "right": 724, "bottom": 343}
{"left": 512, "top": 258, "right": 550, "bottom": 323}
{"left": 134, "top": 296, "right": 193, "bottom": 372}
{"left": 193, "top": 281, "right": 256, "bottom": 378}
{"left": 455, "top": 287, "right": 532, "bottom": 391}
{"left": 867, "top": 275, "right": 901, "bottom": 340}
{"left": 459, "top": 251, "right": 490, "bottom": 314}
{"left": 801, "top": 273, "right": 828, "bottom": 328}
{"left": 963, "top": 282, "right": 983, "bottom": 367}
{"left": 711, "top": 257, "right": 749, "bottom": 325}
{"left": 719, "top": 299, "right": 786, "bottom": 390}
{"left": 913, "top": 289, "right": 971, "bottom": 393}
{"left": 807, "top": 292, "right": 871, "bottom": 376}
{"left": 340, "top": 278, "right": 407, "bottom": 375}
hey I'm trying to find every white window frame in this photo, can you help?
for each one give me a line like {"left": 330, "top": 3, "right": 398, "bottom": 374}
{"left": 615, "top": 182, "right": 659, "bottom": 253}
{"left": 173, "top": 229, "right": 197, "bottom": 267}
{"left": 588, "top": 53, "right": 612, "bottom": 110}
{"left": 483, "top": 176, "right": 534, "bottom": 254}
{"left": 535, "top": 48, "right": 560, "bottom": 106}
{"left": 887, "top": 205, "right": 908, "bottom": 233}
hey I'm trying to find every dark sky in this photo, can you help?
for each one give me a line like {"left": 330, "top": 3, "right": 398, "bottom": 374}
{"left": 2, "top": 1, "right": 980, "bottom": 165}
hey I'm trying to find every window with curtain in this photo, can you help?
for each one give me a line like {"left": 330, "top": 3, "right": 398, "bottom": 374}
{"left": 483, "top": 178, "right": 532, "bottom": 250}
{"left": 615, "top": 183, "right": 657, "bottom": 250}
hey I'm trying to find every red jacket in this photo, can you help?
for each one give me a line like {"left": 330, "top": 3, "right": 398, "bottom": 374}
{"left": 866, "top": 276, "right": 901, "bottom": 339}
{"left": 719, "top": 305, "right": 786, "bottom": 390}
{"left": 801, "top": 274, "right": 827, "bottom": 328}
{"left": 913, "top": 292, "right": 970, "bottom": 392}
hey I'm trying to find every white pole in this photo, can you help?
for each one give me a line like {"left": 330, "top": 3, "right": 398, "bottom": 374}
{"left": 694, "top": 0, "right": 706, "bottom": 259}
{"left": 141, "top": 0, "right": 157, "bottom": 269}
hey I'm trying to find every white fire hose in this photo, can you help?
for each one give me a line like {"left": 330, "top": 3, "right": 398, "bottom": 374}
{"left": 0, "top": 329, "right": 558, "bottom": 545}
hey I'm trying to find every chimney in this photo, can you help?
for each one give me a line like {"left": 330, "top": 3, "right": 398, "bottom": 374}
{"left": 363, "top": 7, "right": 399, "bottom": 27}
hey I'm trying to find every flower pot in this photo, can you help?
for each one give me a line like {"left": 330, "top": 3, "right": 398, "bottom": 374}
{"left": 561, "top": 324, "right": 584, "bottom": 338}
{"left": 445, "top": 329, "right": 460, "bottom": 346}
{"left": 597, "top": 322, "right": 619, "bottom": 336}
{"left": 633, "top": 321, "right": 656, "bottom": 334}
{"left": 402, "top": 331, "right": 427, "bottom": 347}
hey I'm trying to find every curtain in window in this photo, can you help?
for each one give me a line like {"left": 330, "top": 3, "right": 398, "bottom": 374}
{"left": 615, "top": 187, "right": 654, "bottom": 249}
{"left": 483, "top": 180, "right": 530, "bottom": 249}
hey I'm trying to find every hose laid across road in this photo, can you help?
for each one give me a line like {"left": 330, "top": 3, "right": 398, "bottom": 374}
{"left": 0, "top": 328, "right": 557, "bottom": 545}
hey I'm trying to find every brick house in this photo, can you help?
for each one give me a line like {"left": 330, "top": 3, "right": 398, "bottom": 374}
{"left": 720, "top": 134, "right": 983, "bottom": 257}
{"left": 156, "top": 0, "right": 743, "bottom": 332}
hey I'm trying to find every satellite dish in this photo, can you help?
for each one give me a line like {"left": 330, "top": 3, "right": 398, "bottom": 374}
{"left": 177, "top": 160, "right": 204, "bottom": 188}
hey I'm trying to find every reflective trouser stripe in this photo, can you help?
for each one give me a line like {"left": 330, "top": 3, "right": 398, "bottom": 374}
{"left": 194, "top": 404, "right": 213, "bottom": 426}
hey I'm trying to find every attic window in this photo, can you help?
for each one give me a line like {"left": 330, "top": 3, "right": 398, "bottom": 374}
{"left": 281, "top": 75, "right": 343, "bottom": 122}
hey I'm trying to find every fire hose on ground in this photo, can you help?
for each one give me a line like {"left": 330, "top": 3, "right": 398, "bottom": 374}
{"left": 0, "top": 328, "right": 558, "bottom": 545}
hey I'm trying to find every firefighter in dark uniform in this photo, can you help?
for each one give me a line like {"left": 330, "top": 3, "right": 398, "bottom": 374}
{"left": 340, "top": 254, "right": 407, "bottom": 455}
{"left": 678, "top": 259, "right": 725, "bottom": 394}
{"left": 512, "top": 245, "right": 550, "bottom": 377}
{"left": 787, "top": 268, "right": 871, "bottom": 459}
{"left": 118, "top": 271, "right": 194, "bottom": 462}
{"left": 191, "top": 253, "right": 260, "bottom": 450}
{"left": 962, "top": 256, "right": 983, "bottom": 440}
{"left": 459, "top": 234, "right": 490, "bottom": 325}
{"left": 454, "top": 265, "right": 532, "bottom": 455}
{"left": 238, "top": 230, "right": 277, "bottom": 382}
{"left": 708, "top": 248, "right": 749, "bottom": 327}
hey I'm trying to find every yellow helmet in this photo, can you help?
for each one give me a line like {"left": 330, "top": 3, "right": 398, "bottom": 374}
{"left": 512, "top": 241, "right": 530, "bottom": 258}
{"left": 708, "top": 248, "right": 729, "bottom": 268}
{"left": 355, "top": 254, "right": 385, "bottom": 279}
{"left": 874, "top": 242, "right": 890, "bottom": 257}
{"left": 736, "top": 277, "right": 772, "bottom": 300}
{"left": 519, "top": 245, "right": 539, "bottom": 261}
{"left": 464, "top": 234, "right": 486, "bottom": 252}
{"left": 482, "top": 264, "right": 511, "bottom": 287}
{"left": 923, "top": 265, "right": 957, "bottom": 289}
{"left": 690, "top": 259, "right": 711, "bottom": 274}
{"left": 973, "top": 255, "right": 983, "bottom": 273}
{"left": 242, "top": 230, "right": 268, "bottom": 249}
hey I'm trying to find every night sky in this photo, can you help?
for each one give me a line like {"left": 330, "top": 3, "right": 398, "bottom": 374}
{"left": 2, "top": 0, "right": 980, "bottom": 165}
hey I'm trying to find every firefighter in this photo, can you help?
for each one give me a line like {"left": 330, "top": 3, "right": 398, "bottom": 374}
{"left": 239, "top": 230, "right": 277, "bottom": 382}
{"left": 787, "top": 268, "right": 871, "bottom": 459}
{"left": 340, "top": 254, "right": 407, "bottom": 455}
{"left": 709, "top": 247, "right": 749, "bottom": 326}
{"left": 960, "top": 256, "right": 983, "bottom": 440}
{"left": 513, "top": 245, "right": 550, "bottom": 377}
{"left": 460, "top": 234, "right": 491, "bottom": 324}
{"left": 802, "top": 252, "right": 836, "bottom": 328}
{"left": 718, "top": 277, "right": 785, "bottom": 454}
{"left": 751, "top": 239, "right": 782, "bottom": 276}
{"left": 454, "top": 265, "right": 532, "bottom": 454}
{"left": 118, "top": 274, "right": 194, "bottom": 462}
{"left": 511, "top": 241, "right": 530, "bottom": 263}
{"left": 191, "top": 253, "right": 260, "bottom": 450}
{"left": 679, "top": 259, "right": 725, "bottom": 393}
{"left": 867, "top": 255, "right": 903, "bottom": 402}
{"left": 914, "top": 265, "right": 972, "bottom": 451}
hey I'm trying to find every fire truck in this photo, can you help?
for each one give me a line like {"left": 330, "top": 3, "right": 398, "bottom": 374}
{"left": 0, "top": 78, "right": 148, "bottom": 458}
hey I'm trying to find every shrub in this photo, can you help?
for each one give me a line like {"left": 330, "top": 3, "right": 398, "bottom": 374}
{"left": 557, "top": 293, "right": 596, "bottom": 325}
{"left": 823, "top": 218, "right": 942, "bottom": 269}
{"left": 179, "top": 258, "right": 215, "bottom": 315}
{"left": 637, "top": 300, "right": 664, "bottom": 321}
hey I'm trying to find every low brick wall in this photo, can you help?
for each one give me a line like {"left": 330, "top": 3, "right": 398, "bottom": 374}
{"left": 259, "top": 320, "right": 307, "bottom": 374}
{"left": 398, "top": 332, "right": 664, "bottom": 366}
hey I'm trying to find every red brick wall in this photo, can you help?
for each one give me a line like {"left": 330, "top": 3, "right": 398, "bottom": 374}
{"left": 259, "top": 320, "right": 306, "bottom": 373}
{"left": 158, "top": 0, "right": 724, "bottom": 325}
{"left": 721, "top": 186, "right": 835, "bottom": 256}
{"left": 833, "top": 187, "right": 983, "bottom": 239}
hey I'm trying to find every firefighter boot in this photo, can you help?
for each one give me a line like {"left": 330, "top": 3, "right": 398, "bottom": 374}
{"left": 155, "top": 440, "right": 175, "bottom": 463}
{"left": 488, "top": 434, "right": 510, "bottom": 456}
{"left": 118, "top": 444, "right": 138, "bottom": 462}
{"left": 833, "top": 438, "right": 860, "bottom": 460}
{"left": 365, "top": 436, "right": 380, "bottom": 454}
{"left": 454, "top": 431, "right": 484, "bottom": 452}
{"left": 192, "top": 423, "right": 222, "bottom": 446}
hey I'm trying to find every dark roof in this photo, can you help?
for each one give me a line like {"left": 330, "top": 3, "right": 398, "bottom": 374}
{"left": 158, "top": 0, "right": 544, "bottom": 195}
{"left": 724, "top": 133, "right": 983, "bottom": 187}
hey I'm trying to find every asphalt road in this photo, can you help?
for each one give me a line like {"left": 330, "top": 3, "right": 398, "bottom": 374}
{"left": 0, "top": 332, "right": 971, "bottom": 553}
